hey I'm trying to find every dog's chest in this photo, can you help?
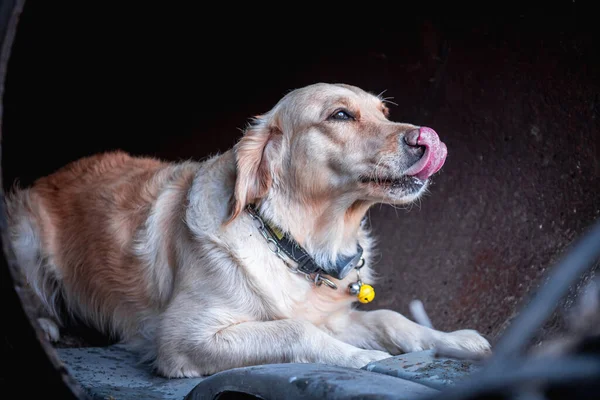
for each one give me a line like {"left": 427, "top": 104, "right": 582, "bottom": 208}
{"left": 244, "top": 255, "right": 355, "bottom": 326}
{"left": 226, "top": 228, "right": 353, "bottom": 325}
{"left": 253, "top": 269, "right": 353, "bottom": 326}
{"left": 222, "top": 213, "right": 372, "bottom": 327}
{"left": 288, "top": 283, "right": 356, "bottom": 326}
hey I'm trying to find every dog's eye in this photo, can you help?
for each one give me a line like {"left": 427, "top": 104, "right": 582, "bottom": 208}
{"left": 329, "top": 110, "right": 355, "bottom": 121}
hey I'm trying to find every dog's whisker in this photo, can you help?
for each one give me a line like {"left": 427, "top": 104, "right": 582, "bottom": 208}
{"left": 381, "top": 97, "right": 398, "bottom": 107}
{"left": 377, "top": 89, "right": 388, "bottom": 99}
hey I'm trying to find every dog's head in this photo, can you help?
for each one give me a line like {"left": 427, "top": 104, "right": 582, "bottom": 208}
{"left": 229, "top": 83, "right": 447, "bottom": 221}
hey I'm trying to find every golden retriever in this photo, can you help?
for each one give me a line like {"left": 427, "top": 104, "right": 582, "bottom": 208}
{"left": 6, "top": 83, "right": 490, "bottom": 377}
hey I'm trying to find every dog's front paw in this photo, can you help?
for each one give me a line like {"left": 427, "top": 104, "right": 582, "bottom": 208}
{"left": 346, "top": 349, "right": 391, "bottom": 369}
{"left": 434, "top": 329, "right": 491, "bottom": 360}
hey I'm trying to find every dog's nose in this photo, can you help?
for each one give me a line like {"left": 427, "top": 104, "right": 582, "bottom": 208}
{"left": 403, "top": 129, "right": 425, "bottom": 158}
{"left": 403, "top": 129, "right": 421, "bottom": 147}
{"left": 403, "top": 127, "right": 448, "bottom": 181}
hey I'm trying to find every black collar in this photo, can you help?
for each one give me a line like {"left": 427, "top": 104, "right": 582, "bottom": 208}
{"left": 246, "top": 205, "right": 364, "bottom": 280}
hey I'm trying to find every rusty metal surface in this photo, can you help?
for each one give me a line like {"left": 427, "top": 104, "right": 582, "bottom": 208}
{"left": 2, "top": 4, "right": 599, "bottom": 351}
{"left": 354, "top": 18, "right": 600, "bottom": 344}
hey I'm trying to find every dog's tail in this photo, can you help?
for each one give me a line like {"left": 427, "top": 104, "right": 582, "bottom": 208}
{"left": 5, "top": 188, "right": 64, "bottom": 325}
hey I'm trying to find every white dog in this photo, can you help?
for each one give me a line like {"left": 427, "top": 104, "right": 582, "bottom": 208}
{"left": 7, "top": 83, "right": 491, "bottom": 377}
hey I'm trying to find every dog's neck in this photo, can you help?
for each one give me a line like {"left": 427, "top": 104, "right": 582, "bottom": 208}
{"left": 256, "top": 193, "right": 372, "bottom": 266}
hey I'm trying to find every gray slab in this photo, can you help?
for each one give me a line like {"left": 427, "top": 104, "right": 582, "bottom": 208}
{"left": 58, "top": 345, "right": 204, "bottom": 400}
{"left": 364, "top": 350, "right": 480, "bottom": 390}
{"left": 58, "top": 345, "right": 475, "bottom": 399}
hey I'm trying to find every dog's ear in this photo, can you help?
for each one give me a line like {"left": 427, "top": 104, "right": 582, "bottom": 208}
{"left": 228, "top": 115, "right": 283, "bottom": 222}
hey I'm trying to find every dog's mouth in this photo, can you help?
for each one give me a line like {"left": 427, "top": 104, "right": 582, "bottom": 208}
{"left": 358, "top": 127, "right": 447, "bottom": 199}
{"left": 359, "top": 175, "right": 426, "bottom": 193}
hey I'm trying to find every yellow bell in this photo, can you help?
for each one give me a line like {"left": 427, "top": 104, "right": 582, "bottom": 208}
{"left": 357, "top": 284, "right": 375, "bottom": 304}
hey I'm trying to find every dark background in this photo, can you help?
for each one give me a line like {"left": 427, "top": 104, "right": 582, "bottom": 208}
{"left": 2, "top": 3, "right": 600, "bottom": 394}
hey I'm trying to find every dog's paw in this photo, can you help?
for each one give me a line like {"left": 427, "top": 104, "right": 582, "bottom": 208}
{"left": 433, "top": 329, "right": 492, "bottom": 360}
{"left": 37, "top": 317, "right": 60, "bottom": 343}
{"left": 154, "top": 354, "right": 203, "bottom": 378}
{"left": 346, "top": 349, "right": 392, "bottom": 369}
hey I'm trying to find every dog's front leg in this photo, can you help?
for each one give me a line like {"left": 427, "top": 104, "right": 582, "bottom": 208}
{"left": 156, "top": 316, "right": 391, "bottom": 377}
{"left": 328, "top": 309, "right": 491, "bottom": 357}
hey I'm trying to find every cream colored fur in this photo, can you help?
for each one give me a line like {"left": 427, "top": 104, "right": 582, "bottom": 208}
{"left": 6, "top": 83, "right": 491, "bottom": 377}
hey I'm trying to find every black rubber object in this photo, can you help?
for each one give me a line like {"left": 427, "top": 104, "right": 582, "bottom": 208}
{"left": 184, "top": 363, "right": 438, "bottom": 400}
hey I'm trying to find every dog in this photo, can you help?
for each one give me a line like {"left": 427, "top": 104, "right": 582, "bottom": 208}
{"left": 6, "top": 83, "right": 491, "bottom": 377}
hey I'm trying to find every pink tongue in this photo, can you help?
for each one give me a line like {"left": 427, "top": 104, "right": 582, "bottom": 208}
{"left": 404, "top": 127, "right": 448, "bottom": 180}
